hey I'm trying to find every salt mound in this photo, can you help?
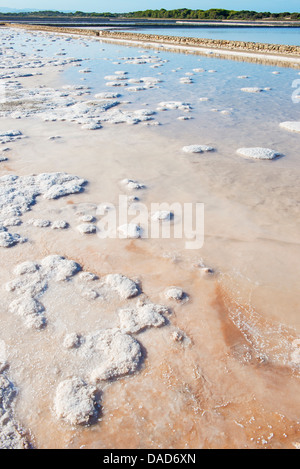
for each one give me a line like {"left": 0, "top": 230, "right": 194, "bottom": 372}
{"left": 179, "top": 77, "right": 193, "bottom": 84}
{"left": 79, "top": 214, "right": 96, "bottom": 223}
{"left": 118, "top": 301, "right": 168, "bottom": 333}
{"left": 6, "top": 255, "right": 81, "bottom": 329}
{"left": 9, "top": 296, "right": 46, "bottom": 330}
{"left": 81, "top": 122, "right": 102, "bottom": 131}
{"left": 171, "top": 329, "right": 191, "bottom": 345}
{"left": 27, "top": 219, "right": 51, "bottom": 228}
{"left": 63, "top": 333, "right": 83, "bottom": 349}
{"left": 0, "top": 130, "right": 22, "bottom": 138}
{"left": 41, "top": 255, "right": 81, "bottom": 281}
{"left": 118, "top": 223, "right": 142, "bottom": 239}
{"left": 236, "top": 147, "right": 284, "bottom": 160}
{"left": 0, "top": 130, "right": 24, "bottom": 145}
{"left": 105, "top": 274, "right": 140, "bottom": 299}
{"left": 54, "top": 377, "right": 98, "bottom": 426}
{"left": 106, "top": 81, "right": 127, "bottom": 87}
{"left": 182, "top": 145, "right": 215, "bottom": 153}
{"left": 78, "top": 272, "right": 98, "bottom": 282}
{"left": 94, "top": 92, "right": 121, "bottom": 99}
{"left": 51, "top": 220, "right": 69, "bottom": 230}
{"left": 2, "top": 218, "right": 21, "bottom": 228}
{"left": 0, "top": 231, "right": 26, "bottom": 248}
{"left": 164, "top": 287, "right": 185, "bottom": 301}
{"left": 121, "top": 179, "right": 146, "bottom": 190}
{"left": 151, "top": 211, "right": 173, "bottom": 222}
{"left": 0, "top": 172, "right": 86, "bottom": 246}
{"left": 279, "top": 121, "right": 300, "bottom": 133}
{"left": 140, "top": 76, "right": 162, "bottom": 85}
{"left": 157, "top": 101, "right": 191, "bottom": 112}
{"left": 104, "top": 75, "right": 127, "bottom": 81}
{"left": 241, "top": 87, "right": 264, "bottom": 93}
{"left": 77, "top": 224, "right": 97, "bottom": 235}
{"left": 88, "top": 329, "right": 142, "bottom": 382}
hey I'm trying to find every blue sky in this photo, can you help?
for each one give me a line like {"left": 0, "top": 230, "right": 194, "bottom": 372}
{"left": 1, "top": 1, "right": 299, "bottom": 13}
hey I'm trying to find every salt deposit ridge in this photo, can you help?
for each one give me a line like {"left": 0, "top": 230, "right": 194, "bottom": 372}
{"left": 0, "top": 26, "right": 299, "bottom": 449}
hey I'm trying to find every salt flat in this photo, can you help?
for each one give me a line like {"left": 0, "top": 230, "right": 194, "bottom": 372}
{"left": 0, "top": 26, "right": 299, "bottom": 450}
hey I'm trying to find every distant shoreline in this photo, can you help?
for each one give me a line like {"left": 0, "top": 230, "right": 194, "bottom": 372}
{"left": 1, "top": 16, "right": 300, "bottom": 28}
{"left": 4, "top": 23, "right": 300, "bottom": 68}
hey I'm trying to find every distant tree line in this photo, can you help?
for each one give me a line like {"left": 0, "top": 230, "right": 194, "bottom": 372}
{"left": 0, "top": 10, "right": 117, "bottom": 17}
{"left": 125, "top": 9, "right": 300, "bottom": 21}
{"left": 0, "top": 9, "right": 299, "bottom": 21}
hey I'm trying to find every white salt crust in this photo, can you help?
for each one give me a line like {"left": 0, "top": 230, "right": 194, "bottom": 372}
{"left": 118, "top": 223, "right": 142, "bottom": 239}
{"left": 94, "top": 92, "right": 122, "bottom": 99}
{"left": 0, "top": 172, "right": 86, "bottom": 247}
{"left": 27, "top": 219, "right": 51, "bottom": 228}
{"left": 0, "top": 339, "right": 29, "bottom": 448}
{"left": 236, "top": 147, "right": 284, "bottom": 160}
{"left": 0, "top": 130, "right": 25, "bottom": 145}
{"left": 279, "top": 121, "right": 300, "bottom": 133}
{"left": 6, "top": 255, "right": 81, "bottom": 329}
{"left": 78, "top": 214, "right": 96, "bottom": 223}
{"left": 164, "top": 287, "right": 185, "bottom": 301}
{"left": 241, "top": 87, "right": 264, "bottom": 93}
{"left": 182, "top": 145, "right": 215, "bottom": 154}
{"left": 53, "top": 328, "right": 143, "bottom": 425}
{"left": 77, "top": 224, "right": 97, "bottom": 235}
{"left": 54, "top": 377, "right": 98, "bottom": 426}
{"left": 105, "top": 274, "right": 140, "bottom": 299}
{"left": 5, "top": 251, "right": 173, "bottom": 427}
{"left": 118, "top": 301, "right": 168, "bottom": 333}
{"left": 157, "top": 101, "right": 192, "bottom": 112}
{"left": 151, "top": 210, "right": 173, "bottom": 222}
{"left": 0, "top": 232, "right": 26, "bottom": 248}
{"left": 0, "top": 27, "right": 299, "bottom": 437}
{"left": 179, "top": 77, "right": 193, "bottom": 84}
{"left": 51, "top": 220, "right": 69, "bottom": 230}
{"left": 0, "top": 373, "right": 29, "bottom": 448}
{"left": 86, "top": 329, "right": 142, "bottom": 383}
{"left": 0, "top": 82, "right": 155, "bottom": 128}
{"left": 121, "top": 179, "right": 146, "bottom": 190}
{"left": 0, "top": 33, "right": 167, "bottom": 135}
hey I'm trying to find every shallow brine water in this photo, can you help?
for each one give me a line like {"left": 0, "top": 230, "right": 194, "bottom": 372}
{"left": 0, "top": 27, "right": 299, "bottom": 449}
